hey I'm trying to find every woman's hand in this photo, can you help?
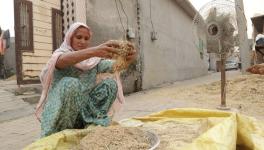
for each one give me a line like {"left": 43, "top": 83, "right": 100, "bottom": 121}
{"left": 93, "top": 40, "right": 137, "bottom": 63}
{"left": 126, "top": 44, "right": 137, "bottom": 64}
{"left": 93, "top": 41, "right": 120, "bottom": 59}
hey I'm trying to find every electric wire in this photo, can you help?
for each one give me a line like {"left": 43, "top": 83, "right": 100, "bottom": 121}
{"left": 150, "top": 0, "right": 155, "bottom": 31}
{"left": 114, "top": 0, "right": 126, "bottom": 33}
{"left": 118, "top": 0, "right": 129, "bottom": 31}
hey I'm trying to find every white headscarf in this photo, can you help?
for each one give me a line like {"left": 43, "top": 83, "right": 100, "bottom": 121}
{"left": 54, "top": 22, "right": 101, "bottom": 71}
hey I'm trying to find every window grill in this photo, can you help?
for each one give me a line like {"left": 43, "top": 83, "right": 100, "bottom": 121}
{"left": 15, "top": 0, "right": 33, "bottom": 51}
{"left": 52, "top": 8, "right": 63, "bottom": 51}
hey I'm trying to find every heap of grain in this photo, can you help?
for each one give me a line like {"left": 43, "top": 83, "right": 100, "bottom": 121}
{"left": 140, "top": 119, "right": 208, "bottom": 150}
{"left": 75, "top": 120, "right": 208, "bottom": 150}
{"left": 170, "top": 74, "right": 264, "bottom": 118}
{"left": 111, "top": 40, "right": 134, "bottom": 72}
{"left": 76, "top": 126, "right": 151, "bottom": 150}
{"left": 246, "top": 63, "right": 264, "bottom": 75}
{"left": 194, "top": 74, "right": 264, "bottom": 102}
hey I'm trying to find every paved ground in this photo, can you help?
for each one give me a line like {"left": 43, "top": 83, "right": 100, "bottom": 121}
{"left": 0, "top": 70, "right": 241, "bottom": 150}
{"left": 0, "top": 80, "right": 40, "bottom": 150}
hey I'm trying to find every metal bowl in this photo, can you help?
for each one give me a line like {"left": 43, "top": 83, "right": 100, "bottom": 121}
{"left": 146, "top": 131, "right": 160, "bottom": 150}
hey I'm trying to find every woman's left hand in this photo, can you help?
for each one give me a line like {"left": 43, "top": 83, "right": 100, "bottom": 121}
{"left": 126, "top": 49, "right": 137, "bottom": 63}
{"left": 126, "top": 44, "right": 137, "bottom": 64}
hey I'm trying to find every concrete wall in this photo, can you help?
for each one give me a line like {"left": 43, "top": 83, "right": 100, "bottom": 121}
{"left": 85, "top": 0, "right": 140, "bottom": 93}
{"left": 139, "top": 0, "right": 207, "bottom": 89}
{"left": 85, "top": 0, "right": 138, "bottom": 45}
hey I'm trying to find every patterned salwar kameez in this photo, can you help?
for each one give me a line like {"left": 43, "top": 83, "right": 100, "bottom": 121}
{"left": 41, "top": 60, "right": 117, "bottom": 137}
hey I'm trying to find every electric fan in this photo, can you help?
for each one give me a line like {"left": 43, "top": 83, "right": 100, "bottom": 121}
{"left": 192, "top": 0, "right": 246, "bottom": 109}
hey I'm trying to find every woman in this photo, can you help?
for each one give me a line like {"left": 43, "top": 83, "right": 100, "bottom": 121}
{"left": 36, "top": 22, "right": 136, "bottom": 137}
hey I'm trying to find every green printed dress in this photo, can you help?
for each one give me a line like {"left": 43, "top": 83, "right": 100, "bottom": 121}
{"left": 41, "top": 60, "right": 117, "bottom": 137}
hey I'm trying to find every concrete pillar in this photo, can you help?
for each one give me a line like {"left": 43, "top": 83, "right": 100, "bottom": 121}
{"left": 235, "top": 0, "right": 250, "bottom": 73}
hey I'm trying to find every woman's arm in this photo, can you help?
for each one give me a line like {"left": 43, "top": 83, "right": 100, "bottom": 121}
{"left": 56, "top": 41, "right": 119, "bottom": 69}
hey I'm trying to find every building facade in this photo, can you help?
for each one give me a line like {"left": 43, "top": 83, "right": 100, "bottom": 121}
{"left": 14, "top": 0, "right": 208, "bottom": 93}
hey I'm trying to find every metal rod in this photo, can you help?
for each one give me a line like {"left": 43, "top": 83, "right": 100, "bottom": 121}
{"left": 220, "top": 53, "right": 226, "bottom": 107}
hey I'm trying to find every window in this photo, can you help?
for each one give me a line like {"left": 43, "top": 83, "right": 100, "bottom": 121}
{"left": 52, "top": 8, "right": 63, "bottom": 51}
{"left": 14, "top": 0, "right": 33, "bottom": 51}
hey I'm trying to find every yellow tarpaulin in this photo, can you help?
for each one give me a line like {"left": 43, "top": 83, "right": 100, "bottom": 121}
{"left": 24, "top": 108, "right": 264, "bottom": 150}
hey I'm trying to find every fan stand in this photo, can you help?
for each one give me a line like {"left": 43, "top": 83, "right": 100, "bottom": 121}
{"left": 192, "top": 0, "right": 244, "bottom": 111}
{"left": 217, "top": 53, "right": 230, "bottom": 110}
{"left": 217, "top": 40, "right": 230, "bottom": 110}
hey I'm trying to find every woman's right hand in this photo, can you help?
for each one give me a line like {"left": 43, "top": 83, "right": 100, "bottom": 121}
{"left": 93, "top": 40, "right": 120, "bottom": 59}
